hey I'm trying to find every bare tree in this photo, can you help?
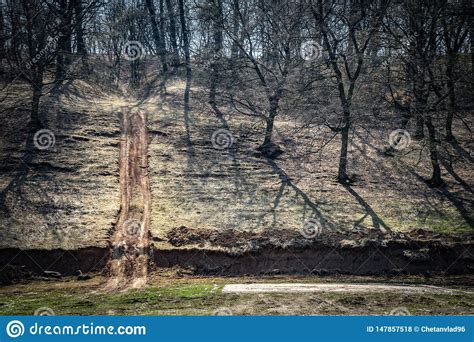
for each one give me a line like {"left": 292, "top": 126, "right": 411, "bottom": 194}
{"left": 177, "top": 0, "right": 190, "bottom": 102}
{"left": 208, "top": 0, "right": 223, "bottom": 117}
{"left": 72, "top": 0, "right": 90, "bottom": 74}
{"left": 441, "top": 0, "right": 469, "bottom": 142}
{"left": 220, "top": 0, "right": 305, "bottom": 156}
{"left": 311, "top": 0, "right": 388, "bottom": 183}
{"left": 55, "top": 0, "right": 74, "bottom": 83}
{"left": 165, "top": 0, "right": 180, "bottom": 66}
{"left": 145, "top": 0, "right": 168, "bottom": 73}
{"left": 0, "top": 2, "right": 5, "bottom": 75}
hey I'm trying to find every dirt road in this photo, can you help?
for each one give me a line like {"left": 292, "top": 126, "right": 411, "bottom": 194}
{"left": 222, "top": 283, "right": 471, "bottom": 294}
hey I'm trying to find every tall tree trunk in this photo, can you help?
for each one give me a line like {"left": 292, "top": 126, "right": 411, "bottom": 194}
{"left": 470, "top": 2, "right": 474, "bottom": 98}
{"left": 10, "top": 0, "right": 21, "bottom": 63}
{"left": 21, "top": 0, "right": 45, "bottom": 134}
{"left": 230, "top": 0, "right": 239, "bottom": 60}
{"left": 261, "top": 89, "right": 283, "bottom": 151}
{"left": 158, "top": 0, "right": 169, "bottom": 95}
{"left": 128, "top": 24, "right": 142, "bottom": 88}
{"left": 413, "top": 76, "right": 426, "bottom": 140}
{"left": 445, "top": 55, "right": 457, "bottom": 142}
{"left": 55, "top": 0, "right": 72, "bottom": 83}
{"left": 0, "top": 3, "right": 4, "bottom": 74}
{"left": 425, "top": 116, "right": 444, "bottom": 187}
{"left": 262, "top": 96, "right": 279, "bottom": 148}
{"left": 145, "top": 0, "right": 168, "bottom": 73}
{"left": 73, "top": 0, "right": 86, "bottom": 56}
{"left": 165, "top": 0, "right": 180, "bottom": 66}
{"left": 262, "top": 114, "right": 275, "bottom": 147}
{"left": 209, "top": 0, "right": 223, "bottom": 117}
{"left": 64, "top": 30, "right": 72, "bottom": 66}
{"left": 407, "top": 1, "right": 425, "bottom": 140}
{"left": 337, "top": 109, "right": 350, "bottom": 183}
{"left": 178, "top": 0, "right": 191, "bottom": 103}
{"left": 73, "top": 0, "right": 90, "bottom": 74}
{"left": 159, "top": 0, "right": 167, "bottom": 59}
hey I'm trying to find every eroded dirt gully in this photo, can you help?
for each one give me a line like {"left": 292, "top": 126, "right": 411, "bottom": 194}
{"left": 106, "top": 102, "right": 151, "bottom": 289}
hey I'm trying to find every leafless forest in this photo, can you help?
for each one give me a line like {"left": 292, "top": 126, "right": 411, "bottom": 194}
{"left": 0, "top": 0, "right": 473, "bottom": 315}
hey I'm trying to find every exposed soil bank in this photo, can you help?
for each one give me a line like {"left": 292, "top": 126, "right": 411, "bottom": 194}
{"left": 156, "top": 226, "right": 473, "bottom": 276}
{"left": 1, "top": 236, "right": 472, "bottom": 285}
{"left": 0, "top": 247, "right": 109, "bottom": 284}
{"left": 153, "top": 242, "right": 473, "bottom": 276}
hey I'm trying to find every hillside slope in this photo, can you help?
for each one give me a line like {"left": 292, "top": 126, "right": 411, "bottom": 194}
{"left": 0, "top": 78, "right": 472, "bottom": 254}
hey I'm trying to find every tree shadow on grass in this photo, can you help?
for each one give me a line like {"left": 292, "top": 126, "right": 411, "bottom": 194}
{"left": 264, "top": 158, "right": 338, "bottom": 231}
{"left": 354, "top": 131, "right": 473, "bottom": 229}
{"left": 405, "top": 167, "right": 474, "bottom": 228}
{"left": 341, "top": 183, "right": 391, "bottom": 232}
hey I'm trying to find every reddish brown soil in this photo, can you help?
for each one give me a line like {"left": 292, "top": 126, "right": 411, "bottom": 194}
{"left": 156, "top": 226, "right": 473, "bottom": 276}
{"left": 0, "top": 228, "right": 472, "bottom": 285}
{"left": 165, "top": 225, "right": 473, "bottom": 250}
{"left": 107, "top": 104, "right": 151, "bottom": 289}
